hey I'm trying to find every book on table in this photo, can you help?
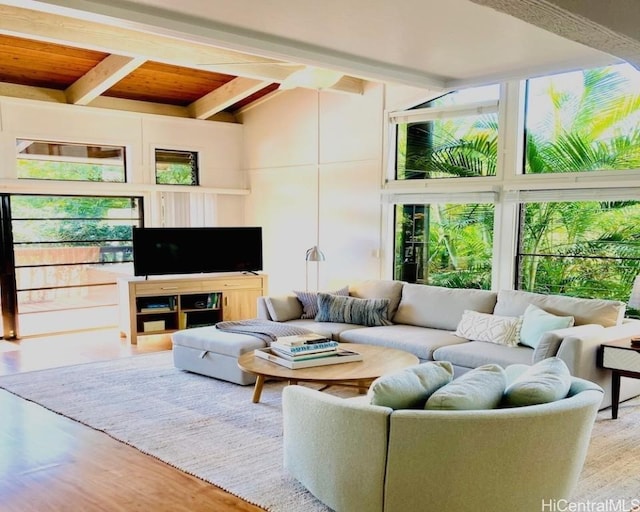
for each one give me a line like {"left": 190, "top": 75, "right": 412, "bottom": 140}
{"left": 270, "top": 339, "right": 338, "bottom": 355}
{"left": 274, "top": 333, "right": 331, "bottom": 347}
{"left": 270, "top": 346, "right": 338, "bottom": 361}
{"left": 254, "top": 347, "right": 363, "bottom": 369}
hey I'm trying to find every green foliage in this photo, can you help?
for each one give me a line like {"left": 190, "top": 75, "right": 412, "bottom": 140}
{"left": 17, "top": 160, "right": 124, "bottom": 182}
{"left": 155, "top": 163, "right": 196, "bottom": 185}
{"left": 11, "top": 195, "right": 138, "bottom": 251}
{"left": 396, "top": 64, "right": 640, "bottom": 300}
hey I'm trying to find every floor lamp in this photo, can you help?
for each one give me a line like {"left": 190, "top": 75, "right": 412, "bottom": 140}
{"left": 305, "top": 246, "right": 325, "bottom": 291}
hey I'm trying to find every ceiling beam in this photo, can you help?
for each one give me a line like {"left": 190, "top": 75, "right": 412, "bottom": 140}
{"left": 0, "top": 4, "right": 365, "bottom": 95}
{"left": 0, "top": 4, "right": 293, "bottom": 79}
{"left": 188, "top": 77, "right": 271, "bottom": 119}
{"left": 21, "top": 0, "right": 446, "bottom": 89}
{"left": 0, "top": 82, "right": 67, "bottom": 103}
{"left": 65, "top": 54, "right": 146, "bottom": 105}
{"left": 0, "top": 81, "right": 233, "bottom": 120}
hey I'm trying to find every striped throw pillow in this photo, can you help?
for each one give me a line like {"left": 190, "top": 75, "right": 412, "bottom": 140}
{"left": 315, "top": 292, "right": 392, "bottom": 326}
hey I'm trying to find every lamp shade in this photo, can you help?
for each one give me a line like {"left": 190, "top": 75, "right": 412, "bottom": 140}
{"left": 305, "top": 246, "right": 325, "bottom": 262}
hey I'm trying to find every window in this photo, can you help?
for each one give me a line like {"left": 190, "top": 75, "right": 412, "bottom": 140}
{"left": 16, "top": 140, "right": 126, "bottom": 182}
{"left": 390, "top": 64, "right": 640, "bottom": 304}
{"left": 517, "top": 199, "right": 640, "bottom": 302}
{"left": 524, "top": 63, "right": 640, "bottom": 174}
{"left": 393, "top": 202, "right": 494, "bottom": 289}
{"left": 155, "top": 149, "right": 199, "bottom": 185}
{"left": 393, "top": 85, "right": 499, "bottom": 179}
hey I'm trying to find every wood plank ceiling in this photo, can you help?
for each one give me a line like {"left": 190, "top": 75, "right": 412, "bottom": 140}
{"left": 0, "top": 5, "right": 365, "bottom": 123}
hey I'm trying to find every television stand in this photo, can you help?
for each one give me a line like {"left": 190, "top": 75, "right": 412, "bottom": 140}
{"left": 118, "top": 273, "right": 268, "bottom": 344}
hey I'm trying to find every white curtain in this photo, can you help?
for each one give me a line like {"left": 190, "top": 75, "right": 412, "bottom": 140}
{"left": 159, "top": 191, "right": 217, "bottom": 227}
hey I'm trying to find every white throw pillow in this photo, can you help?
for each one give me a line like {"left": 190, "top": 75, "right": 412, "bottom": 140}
{"left": 455, "top": 310, "right": 522, "bottom": 346}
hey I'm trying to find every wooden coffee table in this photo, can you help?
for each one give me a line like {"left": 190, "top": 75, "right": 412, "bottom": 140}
{"left": 237, "top": 343, "right": 419, "bottom": 403}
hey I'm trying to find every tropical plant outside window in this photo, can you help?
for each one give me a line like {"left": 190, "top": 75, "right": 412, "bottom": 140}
{"left": 155, "top": 148, "right": 199, "bottom": 185}
{"left": 395, "top": 84, "right": 499, "bottom": 179}
{"left": 16, "top": 140, "right": 126, "bottom": 182}
{"left": 525, "top": 65, "right": 640, "bottom": 174}
{"left": 517, "top": 200, "right": 640, "bottom": 301}
{"left": 392, "top": 63, "right": 640, "bottom": 303}
{"left": 394, "top": 203, "right": 494, "bottom": 289}
{"left": 518, "top": 63, "right": 640, "bottom": 304}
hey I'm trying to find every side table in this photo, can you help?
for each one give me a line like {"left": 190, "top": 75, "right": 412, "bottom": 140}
{"left": 597, "top": 338, "right": 640, "bottom": 419}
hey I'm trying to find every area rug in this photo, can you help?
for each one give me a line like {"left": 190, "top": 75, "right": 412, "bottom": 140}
{"left": 0, "top": 352, "right": 639, "bottom": 511}
{"left": 0, "top": 351, "right": 331, "bottom": 512}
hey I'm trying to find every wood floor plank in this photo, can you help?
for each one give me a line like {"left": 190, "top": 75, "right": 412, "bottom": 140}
{"left": 0, "top": 330, "right": 265, "bottom": 512}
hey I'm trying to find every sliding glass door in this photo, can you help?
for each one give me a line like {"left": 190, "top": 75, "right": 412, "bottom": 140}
{"left": 0, "top": 193, "right": 142, "bottom": 338}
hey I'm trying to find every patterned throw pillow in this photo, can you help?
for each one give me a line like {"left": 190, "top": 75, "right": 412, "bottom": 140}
{"left": 315, "top": 293, "right": 392, "bottom": 326}
{"left": 455, "top": 310, "right": 521, "bottom": 346}
{"left": 294, "top": 287, "right": 349, "bottom": 319}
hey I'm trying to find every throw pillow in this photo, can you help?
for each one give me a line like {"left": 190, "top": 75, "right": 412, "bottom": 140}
{"left": 293, "top": 287, "right": 349, "bottom": 319}
{"left": 368, "top": 361, "right": 454, "bottom": 410}
{"left": 455, "top": 310, "right": 522, "bottom": 346}
{"left": 518, "top": 304, "right": 574, "bottom": 349}
{"left": 264, "top": 295, "right": 303, "bottom": 322}
{"left": 503, "top": 357, "right": 571, "bottom": 407}
{"left": 315, "top": 293, "right": 392, "bottom": 326}
{"left": 425, "top": 364, "right": 507, "bottom": 410}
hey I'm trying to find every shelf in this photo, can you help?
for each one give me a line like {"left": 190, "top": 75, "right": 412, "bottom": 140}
{"left": 180, "top": 309, "right": 222, "bottom": 329}
{"left": 118, "top": 273, "right": 268, "bottom": 344}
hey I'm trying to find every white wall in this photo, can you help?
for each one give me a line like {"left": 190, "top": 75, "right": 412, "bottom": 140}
{"left": 241, "top": 83, "right": 395, "bottom": 294}
{"left": 0, "top": 97, "right": 246, "bottom": 227}
{"left": 0, "top": 84, "right": 432, "bottom": 297}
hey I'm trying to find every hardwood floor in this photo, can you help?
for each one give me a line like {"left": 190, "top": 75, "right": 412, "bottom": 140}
{"left": 0, "top": 329, "right": 265, "bottom": 512}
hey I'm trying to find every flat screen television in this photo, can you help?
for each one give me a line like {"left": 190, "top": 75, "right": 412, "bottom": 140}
{"left": 132, "top": 226, "right": 263, "bottom": 277}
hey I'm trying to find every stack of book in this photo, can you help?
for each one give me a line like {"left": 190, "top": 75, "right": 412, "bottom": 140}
{"left": 254, "top": 333, "right": 363, "bottom": 369}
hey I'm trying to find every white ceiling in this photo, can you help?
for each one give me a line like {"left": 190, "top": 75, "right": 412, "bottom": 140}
{"left": 7, "top": 0, "right": 638, "bottom": 93}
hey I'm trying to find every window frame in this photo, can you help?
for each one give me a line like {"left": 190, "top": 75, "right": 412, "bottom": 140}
{"left": 154, "top": 148, "right": 200, "bottom": 186}
{"left": 385, "top": 64, "right": 640, "bottom": 302}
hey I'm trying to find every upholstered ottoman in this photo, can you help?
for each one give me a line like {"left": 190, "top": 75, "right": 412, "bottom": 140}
{"left": 171, "top": 326, "right": 266, "bottom": 385}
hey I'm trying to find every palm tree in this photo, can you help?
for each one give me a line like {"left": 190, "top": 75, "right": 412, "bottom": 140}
{"left": 397, "top": 64, "right": 640, "bottom": 299}
{"left": 520, "top": 66, "right": 640, "bottom": 299}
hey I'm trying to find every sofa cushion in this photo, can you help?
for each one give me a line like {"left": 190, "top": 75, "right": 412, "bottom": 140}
{"left": 294, "top": 287, "right": 349, "bottom": 319}
{"left": 340, "top": 324, "right": 468, "bottom": 361}
{"left": 393, "top": 284, "right": 497, "bottom": 331}
{"left": 368, "top": 361, "right": 454, "bottom": 409}
{"left": 493, "top": 289, "right": 625, "bottom": 327}
{"left": 315, "top": 293, "right": 392, "bottom": 327}
{"left": 519, "top": 304, "right": 574, "bottom": 349}
{"left": 425, "top": 363, "right": 507, "bottom": 410}
{"left": 349, "top": 280, "right": 404, "bottom": 318}
{"left": 433, "top": 341, "right": 533, "bottom": 369}
{"left": 455, "top": 310, "right": 521, "bottom": 346}
{"left": 264, "top": 295, "right": 303, "bottom": 322}
{"left": 503, "top": 357, "right": 571, "bottom": 407}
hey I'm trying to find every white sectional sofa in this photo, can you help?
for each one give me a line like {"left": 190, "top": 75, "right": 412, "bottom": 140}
{"left": 257, "top": 279, "right": 640, "bottom": 408}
